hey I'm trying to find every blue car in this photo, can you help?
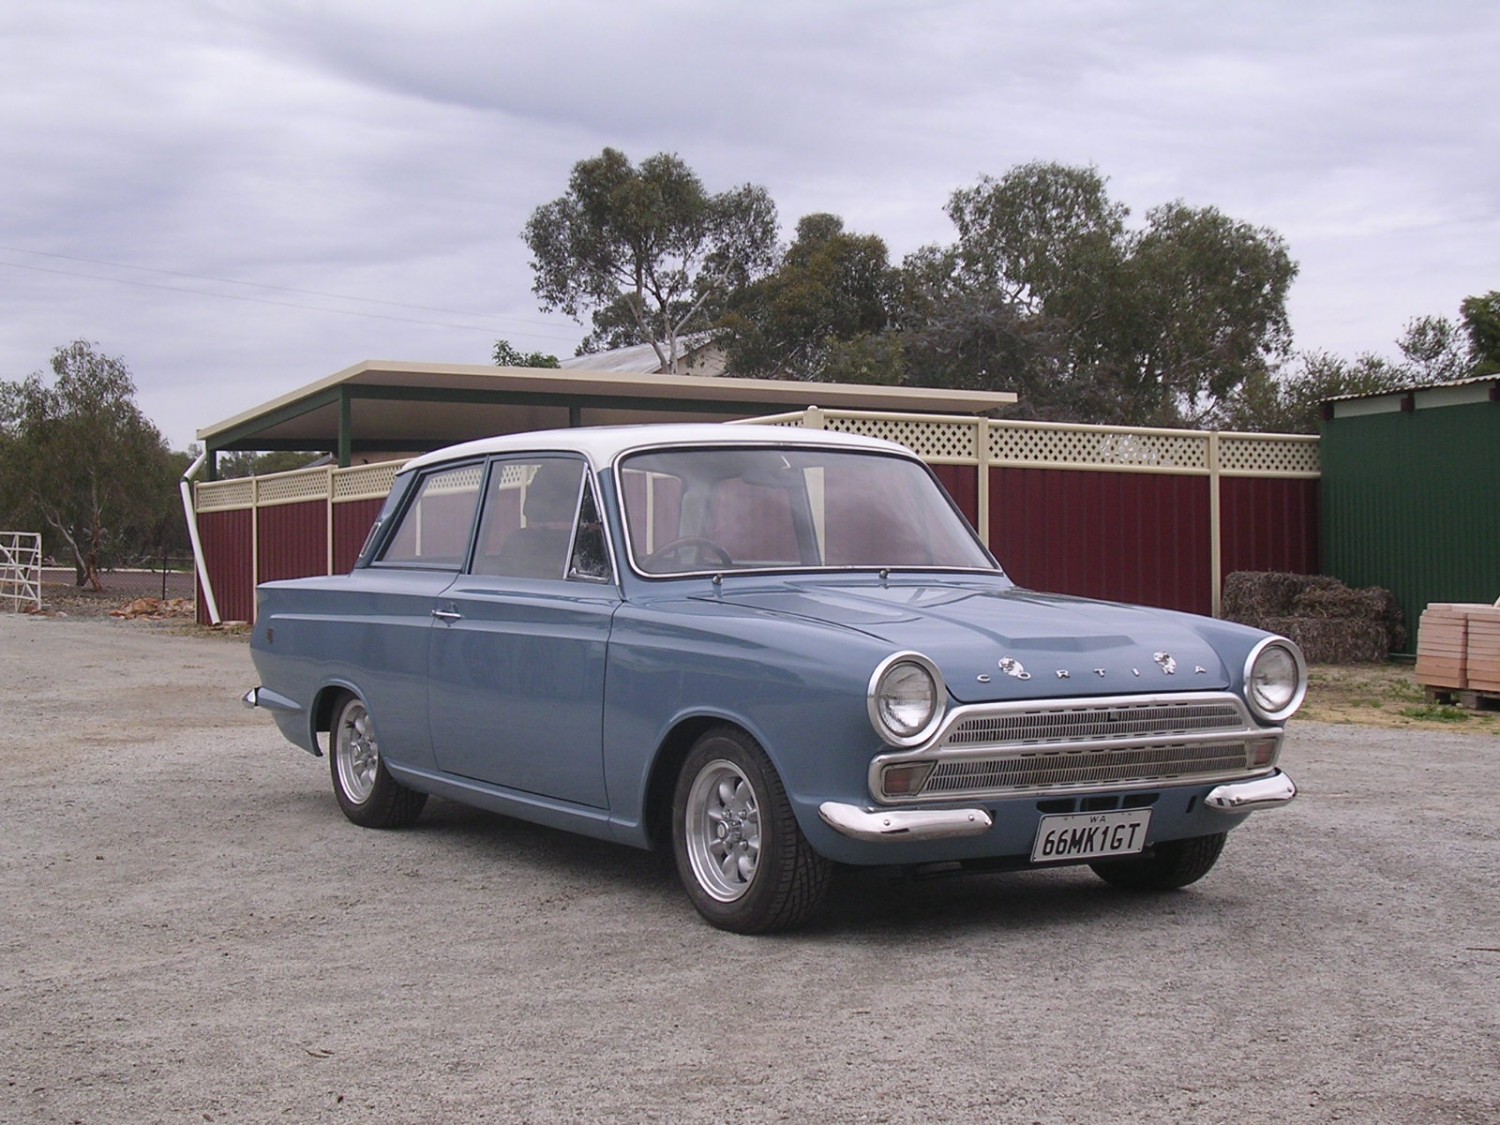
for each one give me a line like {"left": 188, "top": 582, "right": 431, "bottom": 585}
{"left": 245, "top": 423, "right": 1303, "bottom": 933}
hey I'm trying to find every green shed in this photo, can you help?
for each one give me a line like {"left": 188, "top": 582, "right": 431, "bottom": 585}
{"left": 1321, "top": 376, "right": 1500, "bottom": 655}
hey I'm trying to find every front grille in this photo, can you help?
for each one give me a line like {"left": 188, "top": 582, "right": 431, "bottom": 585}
{"left": 923, "top": 741, "right": 1251, "bottom": 794}
{"left": 875, "top": 692, "right": 1276, "bottom": 802}
{"left": 945, "top": 699, "right": 1246, "bottom": 746}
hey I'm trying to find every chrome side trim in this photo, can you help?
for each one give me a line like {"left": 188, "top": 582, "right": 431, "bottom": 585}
{"left": 818, "top": 801, "right": 993, "bottom": 842}
{"left": 1204, "top": 770, "right": 1297, "bottom": 812}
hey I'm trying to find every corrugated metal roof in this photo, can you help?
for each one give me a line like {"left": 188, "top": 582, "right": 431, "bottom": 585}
{"left": 1324, "top": 374, "right": 1500, "bottom": 411}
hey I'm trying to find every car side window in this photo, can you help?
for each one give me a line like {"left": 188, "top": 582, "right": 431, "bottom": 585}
{"left": 472, "top": 458, "right": 587, "bottom": 581}
{"left": 377, "top": 463, "right": 484, "bottom": 569}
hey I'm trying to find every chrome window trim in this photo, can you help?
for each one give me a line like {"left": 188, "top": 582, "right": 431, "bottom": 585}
{"left": 866, "top": 690, "right": 1285, "bottom": 803}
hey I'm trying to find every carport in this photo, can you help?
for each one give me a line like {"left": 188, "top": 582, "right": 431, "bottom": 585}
{"left": 188, "top": 360, "right": 1016, "bottom": 622}
{"left": 195, "top": 359, "right": 1014, "bottom": 477}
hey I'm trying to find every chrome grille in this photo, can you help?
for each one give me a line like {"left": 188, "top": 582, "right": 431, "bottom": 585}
{"left": 945, "top": 699, "right": 1246, "bottom": 746}
{"left": 923, "top": 741, "right": 1251, "bottom": 794}
{"left": 873, "top": 692, "right": 1278, "bottom": 802}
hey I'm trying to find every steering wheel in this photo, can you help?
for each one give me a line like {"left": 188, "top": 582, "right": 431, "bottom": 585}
{"left": 644, "top": 536, "right": 734, "bottom": 571}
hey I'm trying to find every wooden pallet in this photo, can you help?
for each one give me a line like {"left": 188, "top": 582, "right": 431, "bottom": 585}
{"left": 1423, "top": 686, "right": 1500, "bottom": 712}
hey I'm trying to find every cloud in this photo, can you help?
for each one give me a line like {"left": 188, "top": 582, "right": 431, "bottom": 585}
{"left": 1, "top": 0, "right": 1495, "bottom": 446}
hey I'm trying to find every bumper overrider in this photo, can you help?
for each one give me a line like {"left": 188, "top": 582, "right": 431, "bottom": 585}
{"left": 818, "top": 769, "right": 1295, "bottom": 842}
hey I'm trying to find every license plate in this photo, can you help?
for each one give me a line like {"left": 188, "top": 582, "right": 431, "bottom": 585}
{"left": 1031, "top": 809, "right": 1151, "bottom": 863}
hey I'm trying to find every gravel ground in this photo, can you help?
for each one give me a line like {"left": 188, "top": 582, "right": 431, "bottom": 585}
{"left": 2, "top": 612, "right": 1498, "bottom": 1124}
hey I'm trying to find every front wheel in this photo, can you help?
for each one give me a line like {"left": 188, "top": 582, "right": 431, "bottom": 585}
{"left": 671, "top": 727, "right": 831, "bottom": 933}
{"left": 329, "top": 693, "right": 426, "bottom": 829}
{"left": 1089, "top": 832, "right": 1227, "bottom": 891}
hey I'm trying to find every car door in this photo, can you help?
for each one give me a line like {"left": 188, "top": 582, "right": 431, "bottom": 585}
{"left": 347, "top": 459, "right": 487, "bottom": 771}
{"left": 426, "top": 455, "right": 618, "bottom": 807}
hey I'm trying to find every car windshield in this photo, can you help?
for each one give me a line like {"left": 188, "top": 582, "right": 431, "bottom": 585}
{"left": 618, "top": 446, "right": 995, "bottom": 576}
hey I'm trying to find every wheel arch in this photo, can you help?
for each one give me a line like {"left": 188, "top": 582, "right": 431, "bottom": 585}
{"left": 642, "top": 714, "right": 756, "bottom": 852}
{"left": 308, "top": 681, "right": 363, "bottom": 757}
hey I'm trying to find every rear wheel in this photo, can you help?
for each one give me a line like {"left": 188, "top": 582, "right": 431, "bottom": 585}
{"left": 672, "top": 727, "right": 831, "bottom": 933}
{"left": 329, "top": 693, "right": 426, "bottom": 829}
{"left": 1089, "top": 832, "right": 1227, "bottom": 891}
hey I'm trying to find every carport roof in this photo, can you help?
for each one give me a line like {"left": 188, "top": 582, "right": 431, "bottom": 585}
{"left": 197, "top": 359, "right": 1017, "bottom": 462}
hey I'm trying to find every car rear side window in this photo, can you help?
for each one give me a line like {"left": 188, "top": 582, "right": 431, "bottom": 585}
{"left": 377, "top": 463, "right": 484, "bottom": 569}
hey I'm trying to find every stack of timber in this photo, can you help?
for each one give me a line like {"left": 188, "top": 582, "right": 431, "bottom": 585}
{"left": 1469, "top": 609, "right": 1500, "bottom": 693}
{"left": 1416, "top": 602, "right": 1500, "bottom": 709}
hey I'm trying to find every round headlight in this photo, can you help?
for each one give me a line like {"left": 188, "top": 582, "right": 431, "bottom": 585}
{"left": 1245, "top": 638, "right": 1307, "bottom": 722}
{"left": 868, "top": 654, "right": 946, "bottom": 746}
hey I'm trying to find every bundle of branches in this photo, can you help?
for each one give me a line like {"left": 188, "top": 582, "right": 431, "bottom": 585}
{"left": 1222, "top": 571, "right": 1404, "bottom": 663}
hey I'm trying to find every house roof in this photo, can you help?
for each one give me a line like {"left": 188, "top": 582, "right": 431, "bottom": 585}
{"left": 195, "top": 358, "right": 1016, "bottom": 462}
{"left": 558, "top": 336, "right": 722, "bottom": 375}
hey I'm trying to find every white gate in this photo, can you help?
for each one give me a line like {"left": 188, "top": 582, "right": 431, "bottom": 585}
{"left": 1, "top": 532, "right": 43, "bottom": 612}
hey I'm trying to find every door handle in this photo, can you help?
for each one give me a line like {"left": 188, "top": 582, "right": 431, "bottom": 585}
{"left": 431, "top": 607, "right": 462, "bottom": 622}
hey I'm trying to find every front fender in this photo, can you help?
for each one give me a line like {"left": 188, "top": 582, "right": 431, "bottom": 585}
{"left": 601, "top": 602, "right": 894, "bottom": 844}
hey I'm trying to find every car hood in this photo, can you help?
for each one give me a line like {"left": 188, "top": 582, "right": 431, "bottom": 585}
{"left": 703, "top": 580, "right": 1230, "bottom": 703}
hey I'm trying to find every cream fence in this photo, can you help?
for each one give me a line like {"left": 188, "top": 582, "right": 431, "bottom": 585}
{"left": 196, "top": 462, "right": 401, "bottom": 578}
{"left": 194, "top": 411, "right": 1320, "bottom": 614}
{"left": 741, "top": 407, "right": 1321, "bottom": 614}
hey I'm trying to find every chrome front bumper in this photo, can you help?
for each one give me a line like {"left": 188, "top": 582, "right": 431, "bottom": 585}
{"left": 820, "top": 768, "right": 1296, "bottom": 843}
{"left": 818, "top": 802, "right": 994, "bottom": 842}
{"left": 1204, "top": 770, "right": 1297, "bottom": 812}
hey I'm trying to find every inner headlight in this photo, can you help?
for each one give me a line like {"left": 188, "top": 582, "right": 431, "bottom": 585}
{"left": 1245, "top": 638, "right": 1307, "bottom": 723}
{"left": 868, "top": 653, "right": 946, "bottom": 746}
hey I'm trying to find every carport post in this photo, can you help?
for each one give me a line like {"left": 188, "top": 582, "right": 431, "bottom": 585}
{"left": 338, "top": 388, "right": 352, "bottom": 468}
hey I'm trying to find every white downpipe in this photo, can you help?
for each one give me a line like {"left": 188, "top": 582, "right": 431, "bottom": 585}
{"left": 180, "top": 451, "right": 222, "bottom": 625}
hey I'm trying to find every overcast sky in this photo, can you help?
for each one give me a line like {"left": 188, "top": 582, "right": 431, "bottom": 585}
{"left": 3, "top": 0, "right": 1495, "bottom": 448}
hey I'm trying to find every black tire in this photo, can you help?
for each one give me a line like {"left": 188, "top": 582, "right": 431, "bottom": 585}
{"left": 328, "top": 692, "right": 427, "bottom": 829}
{"left": 671, "top": 726, "right": 832, "bottom": 934}
{"left": 1089, "top": 832, "right": 1227, "bottom": 891}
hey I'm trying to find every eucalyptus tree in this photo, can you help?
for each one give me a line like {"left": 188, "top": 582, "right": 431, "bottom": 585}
{"left": 1460, "top": 290, "right": 1500, "bottom": 374}
{"left": 524, "top": 148, "right": 778, "bottom": 372}
{"left": 0, "top": 341, "right": 176, "bottom": 588}
{"left": 719, "top": 213, "right": 897, "bottom": 382}
{"left": 932, "top": 162, "right": 1297, "bottom": 425}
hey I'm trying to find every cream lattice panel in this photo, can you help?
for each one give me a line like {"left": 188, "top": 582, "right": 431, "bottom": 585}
{"left": 255, "top": 467, "right": 331, "bottom": 507}
{"left": 1218, "top": 435, "right": 1321, "bottom": 477}
{"left": 333, "top": 461, "right": 405, "bottom": 502}
{"left": 194, "top": 478, "right": 256, "bottom": 512}
{"left": 824, "top": 415, "right": 978, "bottom": 461}
{"left": 424, "top": 463, "right": 484, "bottom": 496}
{"left": 989, "top": 423, "right": 1210, "bottom": 473}
{"left": 496, "top": 463, "right": 532, "bottom": 490}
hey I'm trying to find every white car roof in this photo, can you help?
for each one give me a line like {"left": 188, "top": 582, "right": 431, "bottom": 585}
{"left": 400, "top": 422, "right": 913, "bottom": 473}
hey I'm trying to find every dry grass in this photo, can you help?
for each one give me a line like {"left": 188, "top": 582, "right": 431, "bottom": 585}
{"left": 1301, "top": 663, "right": 1500, "bottom": 734}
